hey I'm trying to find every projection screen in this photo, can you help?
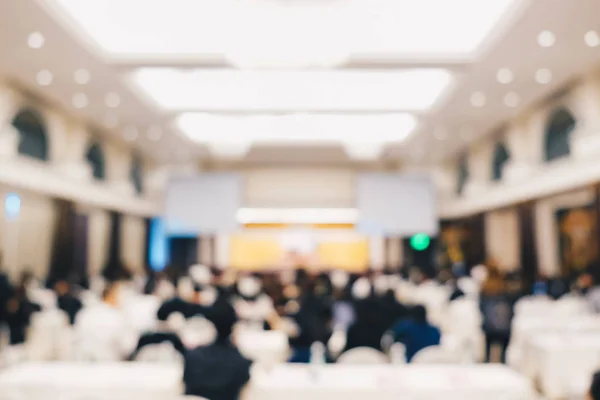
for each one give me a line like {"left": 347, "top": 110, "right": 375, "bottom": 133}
{"left": 165, "top": 173, "right": 242, "bottom": 234}
{"left": 357, "top": 173, "right": 438, "bottom": 235}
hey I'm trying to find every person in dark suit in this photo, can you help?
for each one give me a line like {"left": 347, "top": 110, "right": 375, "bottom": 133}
{"left": 55, "top": 281, "right": 82, "bottom": 325}
{"left": 183, "top": 301, "right": 251, "bottom": 400}
{"left": 390, "top": 305, "right": 441, "bottom": 362}
{"left": 5, "top": 280, "right": 41, "bottom": 345}
{"left": 342, "top": 298, "right": 386, "bottom": 353}
{"left": 0, "top": 263, "right": 13, "bottom": 333}
{"left": 588, "top": 371, "right": 600, "bottom": 400}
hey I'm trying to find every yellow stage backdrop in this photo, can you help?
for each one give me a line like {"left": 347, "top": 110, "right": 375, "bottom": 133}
{"left": 229, "top": 232, "right": 369, "bottom": 272}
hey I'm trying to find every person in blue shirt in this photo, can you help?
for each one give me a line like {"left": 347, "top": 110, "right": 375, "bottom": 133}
{"left": 390, "top": 305, "right": 441, "bottom": 362}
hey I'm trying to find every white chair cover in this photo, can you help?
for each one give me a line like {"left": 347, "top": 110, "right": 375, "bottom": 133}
{"left": 135, "top": 342, "right": 184, "bottom": 365}
{"left": 411, "top": 345, "right": 463, "bottom": 364}
{"left": 26, "top": 309, "right": 71, "bottom": 361}
{"left": 180, "top": 317, "right": 217, "bottom": 348}
{"left": 337, "top": 347, "right": 388, "bottom": 365}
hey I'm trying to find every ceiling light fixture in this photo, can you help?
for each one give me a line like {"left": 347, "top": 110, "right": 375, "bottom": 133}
{"left": 176, "top": 113, "right": 417, "bottom": 147}
{"left": 124, "top": 126, "right": 138, "bottom": 141}
{"left": 496, "top": 68, "right": 514, "bottom": 84}
{"left": 504, "top": 92, "right": 520, "bottom": 107}
{"left": 105, "top": 92, "right": 121, "bottom": 108}
{"left": 129, "top": 68, "right": 453, "bottom": 112}
{"left": 147, "top": 126, "right": 163, "bottom": 141}
{"left": 585, "top": 30, "right": 600, "bottom": 47}
{"left": 537, "top": 30, "right": 556, "bottom": 48}
{"left": 36, "top": 70, "right": 53, "bottom": 86}
{"left": 470, "top": 91, "right": 486, "bottom": 107}
{"left": 72, "top": 92, "right": 88, "bottom": 109}
{"left": 49, "top": 0, "right": 520, "bottom": 65}
{"left": 535, "top": 68, "right": 552, "bottom": 84}
{"left": 74, "top": 69, "right": 91, "bottom": 85}
{"left": 28, "top": 32, "right": 45, "bottom": 49}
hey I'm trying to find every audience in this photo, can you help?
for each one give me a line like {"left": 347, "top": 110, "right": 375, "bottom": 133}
{"left": 390, "top": 305, "right": 441, "bottom": 362}
{"left": 183, "top": 301, "right": 251, "bottom": 400}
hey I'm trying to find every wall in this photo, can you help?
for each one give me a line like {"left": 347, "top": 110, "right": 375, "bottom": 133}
{"left": 243, "top": 168, "right": 356, "bottom": 208}
{"left": 437, "top": 68, "right": 600, "bottom": 276}
{"left": 0, "top": 81, "right": 160, "bottom": 281}
{"left": 439, "top": 70, "right": 600, "bottom": 217}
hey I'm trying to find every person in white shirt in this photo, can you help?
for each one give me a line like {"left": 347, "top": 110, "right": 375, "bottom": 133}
{"left": 73, "top": 283, "right": 137, "bottom": 361}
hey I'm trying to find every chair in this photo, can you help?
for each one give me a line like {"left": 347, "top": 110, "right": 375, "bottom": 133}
{"left": 411, "top": 345, "right": 463, "bottom": 364}
{"left": 337, "top": 347, "right": 388, "bottom": 365}
{"left": 180, "top": 317, "right": 217, "bottom": 348}
{"left": 135, "top": 342, "right": 184, "bottom": 365}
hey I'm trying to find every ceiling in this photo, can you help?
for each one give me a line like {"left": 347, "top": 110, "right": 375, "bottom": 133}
{"left": 0, "top": 0, "right": 598, "bottom": 166}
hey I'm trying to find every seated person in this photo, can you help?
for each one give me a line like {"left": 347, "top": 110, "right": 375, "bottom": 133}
{"left": 5, "top": 283, "right": 41, "bottom": 345}
{"left": 184, "top": 301, "right": 251, "bottom": 400}
{"left": 390, "top": 305, "right": 441, "bottom": 362}
{"left": 342, "top": 298, "right": 385, "bottom": 353}
{"left": 588, "top": 371, "right": 600, "bottom": 400}
{"left": 55, "top": 280, "right": 83, "bottom": 325}
{"left": 74, "top": 283, "right": 137, "bottom": 361}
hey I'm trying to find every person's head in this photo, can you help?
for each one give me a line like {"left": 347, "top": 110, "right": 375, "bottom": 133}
{"left": 207, "top": 301, "right": 238, "bottom": 342}
{"left": 588, "top": 371, "right": 600, "bottom": 400}
{"left": 412, "top": 305, "right": 428, "bottom": 324}
{"left": 482, "top": 265, "right": 505, "bottom": 296}
{"left": 102, "top": 283, "right": 119, "bottom": 307}
{"left": 54, "top": 280, "right": 70, "bottom": 297}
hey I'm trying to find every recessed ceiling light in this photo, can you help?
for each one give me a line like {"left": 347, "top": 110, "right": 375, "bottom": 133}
{"left": 36, "top": 70, "right": 53, "bottom": 86}
{"left": 433, "top": 127, "right": 448, "bottom": 141}
{"left": 74, "top": 69, "right": 91, "bottom": 85}
{"left": 496, "top": 68, "right": 514, "bottom": 84}
{"left": 535, "top": 68, "right": 552, "bottom": 84}
{"left": 105, "top": 92, "right": 121, "bottom": 108}
{"left": 459, "top": 126, "right": 473, "bottom": 141}
{"left": 585, "top": 30, "right": 600, "bottom": 47}
{"left": 470, "top": 91, "right": 486, "bottom": 107}
{"left": 124, "top": 126, "right": 138, "bottom": 141}
{"left": 28, "top": 32, "right": 45, "bottom": 49}
{"left": 72, "top": 93, "right": 89, "bottom": 109}
{"left": 103, "top": 113, "right": 119, "bottom": 129}
{"left": 504, "top": 92, "right": 520, "bottom": 108}
{"left": 537, "top": 30, "right": 555, "bottom": 48}
{"left": 147, "top": 126, "right": 162, "bottom": 141}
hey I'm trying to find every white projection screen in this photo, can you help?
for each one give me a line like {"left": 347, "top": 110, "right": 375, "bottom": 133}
{"left": 357, "top": 173, "right": 438, "bottom": 236}
{"left": 165, "top": 173, "right": 242, "bottom": 234}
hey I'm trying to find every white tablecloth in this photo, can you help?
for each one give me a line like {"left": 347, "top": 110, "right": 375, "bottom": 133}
{"left": 245, "top": 364, "right": 535, "bottom": 400}
{"left": 237, "top": 330, "right": 289, "bottom": 364}
{"left": 509, "top": 315, "right": 600, "bottom": 370}
{"left": 0, "top": 362, "right": 183, "bottom": 400}
{"left": 529, "top": 333, "right": 600, "bottom": 399}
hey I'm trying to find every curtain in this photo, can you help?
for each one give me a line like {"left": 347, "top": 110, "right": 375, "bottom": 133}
{"left": 102, "top": 211, "right": 131, "bottom": 281}
{"left": 72, "top": 214, "right": 89, "bottom": 288}
{"left": 518, "top": 202, "right": 539, "bottom": 293}
{"left": 143, "top": 217, "right": 152, "bottom": 272}
{"left": 46, "top": 199, "right": 76, "bottom": 287}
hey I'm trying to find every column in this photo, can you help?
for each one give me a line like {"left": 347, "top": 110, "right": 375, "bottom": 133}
{"left": 464, "top": 142, "right": 493, "bottom": 196}
{"left": 0, "top": 85, "right": 22, "bottom": 160}
{"left": 50, "top": 117, "right": 92, "bottom": 181}
{"left": 503, "top": 113, "right": 545, "bottom": 182}
{"left": 518, "top": 202, "right": 539, "bottom": 293}
{"left": 105, "top": 142, "right": 135, "bottom": 196}
{"left": 570, "top": 74, "right": 600, "bottom": 159}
